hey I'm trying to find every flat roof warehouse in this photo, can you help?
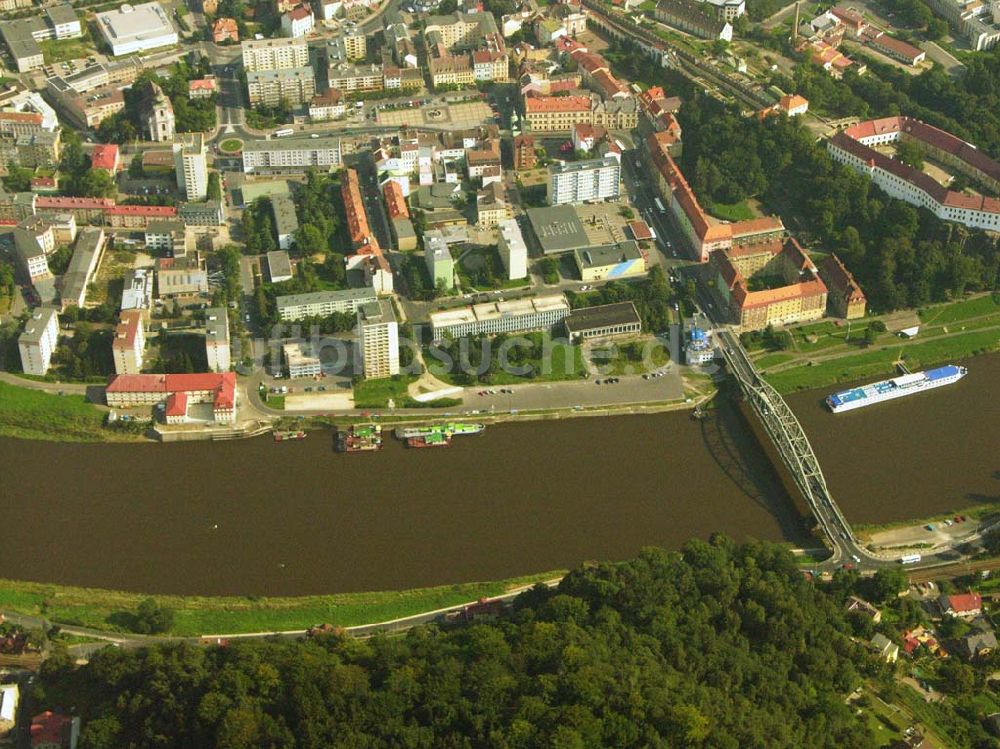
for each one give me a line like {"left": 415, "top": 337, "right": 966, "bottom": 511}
{"left": 526, "top": 205, "right": 591, "bottom": 255}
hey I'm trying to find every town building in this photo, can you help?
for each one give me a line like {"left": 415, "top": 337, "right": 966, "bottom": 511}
{"left": 0, "top": 6, "right": 81, "bottom": 74}
{"left": 283, "top": 340, "right": 322, "bottom": 378}
{"left": 938, "top": 592, "right": 983, "bottom": 618}
{"left": 212, "top": 17, "right": 239, "bottom": 43}
{"left": 90, "top": 144, "right": 120, "bottom": 174}
{"left": 107, "top": 204, "right": 179, "bottom": 229}
{"left": 0, "top": 684, "right": 17, "bottom": 739}
{"left": 548, "top": 156, "right": 621, "bottom": 205}
{"left": 429, "top": 294, "right": 570, "bottom": 341}
{"left": 281, "top": 4, "right": 315, "bottom": 37}
{"left": 266, "top": 249, "right": 293, "bottom": 282}
{"left": 574, "top": 240, "right": 646, "bottom": 282}
{"left": 106, "top": 372, "right": 237, "bottom": 424}
{"left": 173, "top": 134, "right": 208, "bottom": 202}
{"left": 241, "top": 37, "right": 309, "bottom": 71}
{"left": 497, "top": 218, "right": 528, "bottom": 280}
{"left": 685, "top": 325, "right": 714, "bottom": 364}
{"left": 188, "top": 77, "right": 218, "bottom": 99}
{"left": 241, "top": 136, "right": 341, "bottom": 174}
{"left": 513, "top": 133, "right": 537, "bottom": 171}
{"left": 246, "top": 67, "right": 316, "bottom": 107}
{"left": 713, "top": 238, "right": 828, "bottom": 331}
{"left": 357, "top": 298, "right": 400, "bottom": 379}
{"left": 112, "top": 309, "right": 146, "bottom": 374}
{"left": 327, "top": 62, "right": 384, "bottom": 92}
{"left": 563, "top": 301, "right": 642, "bottom": 342}
{"left": 424, "top": 230, "right": 455, "bottom": 289}
{"left": 120, "top": 267, "right": 154, "bottom": 320}
{"left": 178, "top": 200, "right": 225, "bottom": 227}
{"left": 646, "top": 132, "right": 786, "bottom": 261}
{"left": 136, "top": 81, "right": 175, "bottom": 142}
{"left": 654, "top": 0, "right": 733, "bottom": 40}
{"left": 777, "top": 94, "right": 809, "bottom": 116}
{"left": 96, "top": 2, "right": 179, "bottom": 56}
{"left": 60, "top": 228, "right": 106, "bottom": 310}
{"left": 156, "top": 254, "right": 208, "bottom": 298}
{"left": 205, "top": 308, "right": 231, "bottom": 372}
{"left": 309, "top": 89, "right": 345, "bottom": 121}
{"left": 961, "top": 620, "right": 997, "bottom": 660}
{"left": 276, "top": 288, "right": 377, "bottom": 321}
{"left": 828, "top": 116, "right": 1000, "bottom": 232}
{"left": 475, "top": 182, "right": 511, "bottom": 226}
{"left": 820, "top": 254, "right": 867, "bottom": 319}
{"left": 869, "top": 633, "right": 899, "bottom": 663}
{"left": 523, "top": 93, "right": 638, "bottom": 132}
{"left": 922, "top": 0, "right": 1000, "bottom": 50}
{"left": 271, "top": 194, "right": 299, "bottom": 250}
{"left": 29, "top": 711, "right": 80, "bottom": 749}
{"left": 18, "top": 306, "right": 60, "bottom": 375}
{"left": 861, "top": 29, "right": 925, "bottom": 65}
{"left": 145, "top": 219, "right": 187, "bottom": 252}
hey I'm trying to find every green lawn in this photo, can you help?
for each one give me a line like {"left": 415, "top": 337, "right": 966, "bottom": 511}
{"left": 266, "top": 395, "right": 285, "bottom": 410}
{"left": 590, "top": 338, "right": 669, "bottom": 376}
{"left": 352, "top": 375, "right": 416, "bottom": 408}
{"left": 0, "top": 571, "right": 564, "bottom": 637}
{"left": 753, "top": 352, "right": 795, "bottom": 369}
{"left": 764, "top": 327, "right": 1000, "bottom": 393}
{"left": 39, "top": 31, "right": 94, "bottom": 63}
{"left": 427, "top": 338, "right": 586, "bottom": 387}
{"left": 919, "top": 293, "right": 1000, "bottom": 326}
{"left": 0, "top": 381, "right": 133, "bottom": 442}
{"left": 707, "top": 200, "right": 755, "bottom": 221}
{"left": 791, "top": 320, "right": 888, "bottom": 353}
{"left": 219, "top": 138, "right": 244, "bottom": 153}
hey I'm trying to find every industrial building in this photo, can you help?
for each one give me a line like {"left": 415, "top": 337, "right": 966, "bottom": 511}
{"left": 526, "top": 205, "right": 591, "bottom": 256}
{"left": 563, "top": 302, "right": 642, "bottom": 342}
{"left": 574, "top": 241, "right": 647, "bottom": 282}
{"left": 96, "top": 2, "right": 179, "bottom": 56}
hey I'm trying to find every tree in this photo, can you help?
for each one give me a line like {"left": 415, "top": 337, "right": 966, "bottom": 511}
{"left": 2, "top": 164, "right": 33, "bottom": 192}
{"left": 132, "top": 598, "right": 175, "bottom": 634}
{"left": 895, "top": 139, "right": 925, "bottom": 170}
{"left": 865, "top": 567, "right": 907, "bottom": 603}
{"left": 207, "top": 172, "right": 222, "bottom": 201}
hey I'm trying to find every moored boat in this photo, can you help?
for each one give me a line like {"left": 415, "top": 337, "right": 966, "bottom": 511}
{"left": 826, "top": 365, "right": 967, "bottom": 413}
{"left": 395, "top": 422, "right": 486, "bottom": 440}
{"left": 274, "top": 430, "right": 307, "bottom": 442}
{"left": 407, "top": 432, "right": 451, "bottom": 448}
{"left": 336, "top": 423, "right": 383, "bottom": 452}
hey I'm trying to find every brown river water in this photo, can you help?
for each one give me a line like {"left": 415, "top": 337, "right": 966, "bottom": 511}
{"left": 0, "top": 354, "right": 996, "bottom": 596}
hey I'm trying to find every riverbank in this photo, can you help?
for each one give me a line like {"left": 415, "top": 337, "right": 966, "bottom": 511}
{"left": 0, "top": 570, "right": 565, "bottom": 638}
{"left": 0, "top": 381, "right": 140, "bottom": 443}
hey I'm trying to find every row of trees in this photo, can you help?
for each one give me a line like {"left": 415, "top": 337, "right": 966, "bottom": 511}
{"left": 30, "top": 539, "right": 883, "bottom": 748}
{"left": 678, "top": 95, "right": 999, "bottom": 312}
{"left": 569, "top": 266, "right": 690, "bottom": 332}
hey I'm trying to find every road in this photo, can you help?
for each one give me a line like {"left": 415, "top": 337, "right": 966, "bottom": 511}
{"left": 920, "top": 40, "right": 966, "bottom": 77}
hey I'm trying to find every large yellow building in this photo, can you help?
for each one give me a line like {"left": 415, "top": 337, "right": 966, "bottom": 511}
{"left": 714, "top": 238, "right": 827, "bottom": 331}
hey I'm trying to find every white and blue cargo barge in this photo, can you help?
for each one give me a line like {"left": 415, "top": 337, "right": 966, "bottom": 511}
{"left": 826, "top": 364, "right": 967, "bottom": 413}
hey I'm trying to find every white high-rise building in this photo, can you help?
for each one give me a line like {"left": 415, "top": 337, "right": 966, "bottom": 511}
{"left": 112, "top": 310, "right": 145, "bottom": 375}
{"left": 497, "top": 218, "right": 527, "bottom": 280}
{"left": 357, "top": 299, "right": 399, "bottom": 379}
{"left": 205, "top": 307, "right": 231, "bottom": 372}
{"left": 18, "top": 306, "right": 60, "bottom": 375}
{"left": 547, "top": 157, "right": 621, "bottom": 205}
{"left": 173, "top": 134, "right": 208, "bottom": 202}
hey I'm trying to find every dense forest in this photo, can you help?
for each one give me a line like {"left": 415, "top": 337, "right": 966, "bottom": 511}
{"left": 677, "top": 96, "right": 999, "bottom": 311}
{"left": 29, "top": 540, "right": 884, "bottom": 748}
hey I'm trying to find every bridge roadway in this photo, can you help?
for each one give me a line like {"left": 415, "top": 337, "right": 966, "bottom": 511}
{"left": 714, "top": 329, "right": 966, "bottom": 573}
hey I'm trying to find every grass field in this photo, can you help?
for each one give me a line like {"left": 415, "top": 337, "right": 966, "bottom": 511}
{"left": 590, "top": 338, "right": 669, "bottom": 376}
{"left": 763, "top": 327, "right": 1000, "bottom": 393}
{"left": 39, "top": 29, "right": 94, "bottom": 64}
{"left": 0, "top": 381, "right": 132, "bottom": 442}
{"left": 352, "top": 375, "right": 416, "bottom": 408}
{"left": 219, "top": 138, "right": 244, "bottom": 153}
{"left": 919, "top": 293, "right": 1000, "bottom": 326}
{"left": 706, "top": 200, "right": 755, "bottom": 221}
{"left": 0, "top": 571, "right": 564, "bottom": 637}
{"left": 428, "top": 341, "right": 586, "bottom": 386}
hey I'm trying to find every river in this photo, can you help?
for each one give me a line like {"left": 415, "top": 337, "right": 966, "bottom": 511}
{"left": 1, "top": 353, "right": 996, "bottom": 597}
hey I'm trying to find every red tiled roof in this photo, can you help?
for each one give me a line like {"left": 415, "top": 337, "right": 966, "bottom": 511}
{"left": 36, "top": 196, "right": 115, "bottom": 210}
{"left": 91, "top": 144, "right": 119, "bottom": 171}
{"left": 31, "top": 712, "right": 72, "bottom": 747}
{"left": 31, "top": 176, "right": 57, "bottom": 187}
{"left": 628, "top": 219, "right": 653, "bottom": 240}
{"left": 188, "top": 78, "right": 218, "bottom": 92}
{"left": 0, "top": 111, "right": 43, "bottom": 124}
{"left": 112, "top": 310, "right": 143, "bottom": 350}
{"left": 286, "top": 4, "right": 312, "bottom": 19}
{"left": 524, "top": 94, "right": 591, "bottom": 113}
{"left": 106, "top": 205, "right": 178, "bottom": 217}
{"left": 382, "top": 180, "right": 409, "bottom": 219}
{"left": 342, "top": 168, "right": 376, "bottom": 251}
{"left": 165, "top": 390, "right": 187, "bottom": 417}
{"left": 947, "top": 592, "right": 982, "bottom": 613}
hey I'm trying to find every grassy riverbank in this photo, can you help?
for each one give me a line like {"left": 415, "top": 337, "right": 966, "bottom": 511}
{"left": 0, "top": 381, "right": 136, "bottom": 442}
{"left": 852, "top": 503, "right": 1000, "bottom": 536}
{"left": 0, "top": 571, "right": 565, "bottom": 637}
{"left": 762, "top": 326, "right": 1000, "bottom": 394}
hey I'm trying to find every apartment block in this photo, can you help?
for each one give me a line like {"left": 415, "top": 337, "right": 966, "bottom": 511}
{"left": 241, "top": 136, "right": 342, "bottom": 174}
{"left": 112, "top": 309, "right": 146, "bottom": 374}
{"left": 173, "top": 134, "right": 208, "bottom": 202}
{"left": 547, "top": 157, "right": 621, "bottom": 205}
{"left": 429, "top": 294, "right": 570, "bottom": 341}
{"left": 276, "top": 288, "right": 377, "bottom": 321}
{"left": 246, "top": 67, "right": 316, "bottom": 107}
{"left": 358, "top": 299, "right": 400, "bottom": 379}
{"left": 18, "top": 306, "right": 59, "bottom": 376}
{"left": 241, "top": 37, "right": 309, "bottom": 71}
{"left": 205, "top": 307, "right": 231, "bottom": 372}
